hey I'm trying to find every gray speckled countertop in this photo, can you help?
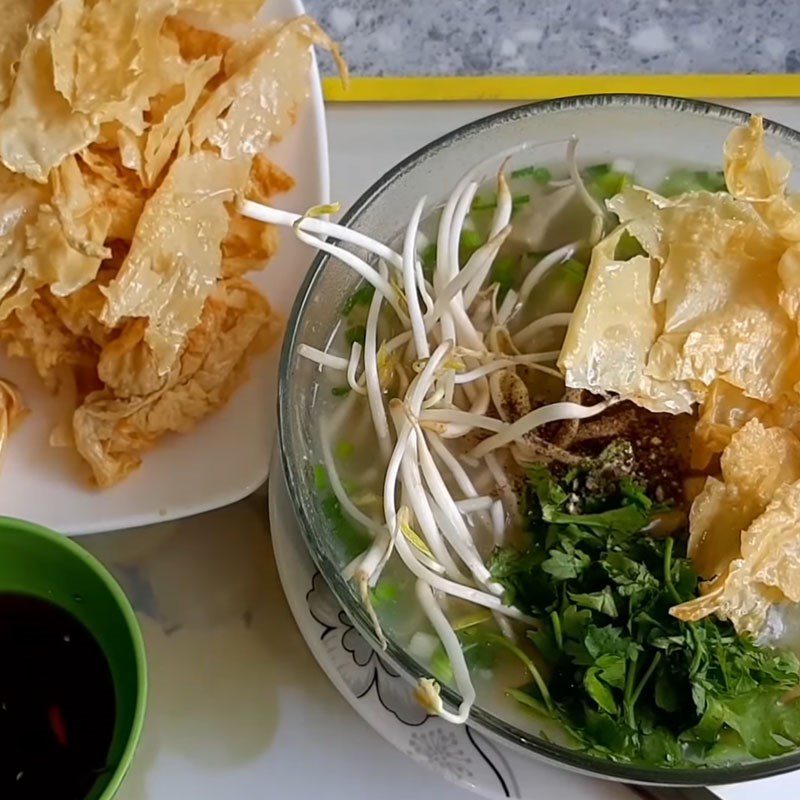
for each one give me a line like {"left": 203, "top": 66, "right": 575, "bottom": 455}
{"left": 304, "top": 0, "right": 800, "bottom": 76}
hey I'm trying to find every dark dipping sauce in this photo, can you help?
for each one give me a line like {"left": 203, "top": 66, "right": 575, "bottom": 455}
{"left": 0, "top": 593, "right": 116, "bottom": 800}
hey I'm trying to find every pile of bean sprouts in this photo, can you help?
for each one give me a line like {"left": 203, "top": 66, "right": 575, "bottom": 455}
{"left": 243, "top": 138, "right": 614, "bottom": 724}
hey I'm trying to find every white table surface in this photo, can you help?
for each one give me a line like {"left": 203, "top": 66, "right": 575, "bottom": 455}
{"left": 79, "top": 98, "right": 800, "bottom": 800}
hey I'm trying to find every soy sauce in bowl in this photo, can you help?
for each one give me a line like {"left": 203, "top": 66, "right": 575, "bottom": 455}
{"left": 0, "top": 593, "right": 116, "bottom": 800}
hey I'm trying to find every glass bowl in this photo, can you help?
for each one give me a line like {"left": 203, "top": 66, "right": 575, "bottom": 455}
{"left": 278, "top": 95, "right": 800, "bottom": 786}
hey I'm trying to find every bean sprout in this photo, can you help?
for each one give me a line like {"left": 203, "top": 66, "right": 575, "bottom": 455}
{"left": 346, "top": 342, "right": 366, "bottom": 395}
{"left": 294, "top": 226, "right": 408, "bottom": 323}
{"left": 364, "top": 262, "right": 393, "bottom": 461}
{"left": 415, "top": 580, "right": 476, "bottom": 724}
{"left": 567, "top": 136, "right": 605, "bottom": 244}
{"left": 403, "top": 197, "right": 431, "bottom": 359}
{"left": 513, "top": 311, "right": 574, "bottom": 349}
{"left": 455, "top": 496, "right": 494, "bottom": 513}
{"left": 507, "top": 241, "right": 581, "bottom": 323}
{"left": 298, "top": 344, "right": 348, "bottom": 371}
{"left": 240, "top": 139, "right": 621, "bottom": 726}
{"left": 469, "top": 398, "right": 618, "bottom": 459}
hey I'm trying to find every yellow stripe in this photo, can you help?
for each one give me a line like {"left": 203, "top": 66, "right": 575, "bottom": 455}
{"left": 323, "top": 75, "right": 800, "bottom": 103}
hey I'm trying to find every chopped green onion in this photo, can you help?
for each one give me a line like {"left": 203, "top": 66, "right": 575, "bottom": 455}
{"left": 428, "top": 627, "right": 504, "bottom": 687}
{"left": 584, "top": 163, "right": 612, "bottom": 180}
{"left": 431, "top": 646, "right": 455, "bottom": 684}
{"left": 614, "top": 231, "right": 647, "bottom": 261}
{"left": 342, "top": 284, "right": 375, "bottom": 316}
{"left": 459, "top": 229, "right": 483, "bottom": 263}
{"left": 465, "top": 630, "right": 553, "bottom": 712}
{"left": 452, "top": 610, "right": 493, "bottom": 631}
{"left": 345, "top": 324, "right": 366, "bottom": 346}
{"left": 331, "top": 386, "right": 350, "bottom": 397}
{"left": 507, "top": 687, "right": 550, "bottom": 716}
{"left": 460, "top": 229, "right": 482, "bottom": 250}
{"left": 510, "top": 194, "right": 532, "bottom": 217}
{"left": 335, "top": 440, "right": 355, "bottom": 460}
{"left": 659, "top": 169, "right": 726, "bottom": 198}
{"left": 341, "top": 478, "right": 359, "bottom": 495}
{"left": 313, "top": 464, "right": 329, "bottom": 491}
{"left": 561, "top": 258, "right": 587, "bottom": 283}
{"left": 472, "top": 194, "right": 530, "bottom": 212}
{"left": 372, "top": 580, "right": 399, "bottom": 607}
{"left": 584, "top": 164, "right": 631, "bottom": 201}
{"left": 512, "top": 165, "right": 552, "bottom": 183}
{"left": 491, "top": 255, "right": 519, "bottom": 298}
{"left": 321, "top": 494, "right": 370, "bottom": 560}
{"left": 421, "top": 243, "right": 437, "bottom": 280}
{"left": 471, "top": 196, "right": 496, "bottom": 212}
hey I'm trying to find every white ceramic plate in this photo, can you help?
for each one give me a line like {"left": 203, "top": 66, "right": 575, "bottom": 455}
{"left": 268, "top": 451, "right": 708, "bottom": 800}
{"left": 0, "top": 0, "right": 328, "bottom": 535}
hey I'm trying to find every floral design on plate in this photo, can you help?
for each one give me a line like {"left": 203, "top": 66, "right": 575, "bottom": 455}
{"left": 409, "top": 728, "right": 475, "bottom": 781}
{"left": 305, "top": 570, "right": 520, "bottom": 796}
{"left": 307, "top": 571, "right": 428, "bottom": 726}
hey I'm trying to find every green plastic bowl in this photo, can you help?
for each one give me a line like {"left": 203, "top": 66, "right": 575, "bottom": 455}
{"left": 0, "top": 517, "right": 147, "bottom": 800}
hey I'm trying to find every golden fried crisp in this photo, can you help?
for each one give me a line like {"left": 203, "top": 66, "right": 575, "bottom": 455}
{"left": 687, "top": 419, "right": 800, "bottom": 580}
{"left": 176, "top": 0, "right": 267, "bottom": 21}
{"left": 74, "top": 279, "right": 281, "bottom": 486}
{"left": 141, "top": 56, "right": 221, "bottom": 187}
{"left": 247, "top": 153, "right": 295, "bottom": 201}
{"left": 672, "top": 420, "right": 800, "bottom": 636}
{"left": 163, "top": 16, "right": 234, "bottom": 62}
{"left": 221, "top": 215, "right": 279, "bottom": 278}
{"left": 78, "top": 148, "right": 146, "bottom": 241}
{"left": 0, "top": 296, "right": 99, "bottom": 392}
{"left": 562, "top": 117, "right": 800, "bottom": 420}
{"left": 191, "top": 16, "right": 344, "bottom": 158}
{"left": 221, "top": 154, "right": 293, "bottom": 276}
{"left": 0, "top": 0, "right": 52, "bottom": 105}
{"left": 0, "top": 0, "right": 334, "bottom": 485}
{"left": 45, "top": 273, "right": 117, "bottom": 348}
{"left": 0, "top": 377, "right": 26, "bottom": 460}
{"left": 0, "top": 166, "right": 44, "bottom": 299}
{"left": 0, "top": 3, "right": 99, "bottom": 182}
{"left": 100, "top": 150, "right": 251, "bottom": 373}
{"left": 21, "top": 156, "right": 112, "bottom": 299}
{"left": 672, "top": 480, "right": 800, "bottom": 637}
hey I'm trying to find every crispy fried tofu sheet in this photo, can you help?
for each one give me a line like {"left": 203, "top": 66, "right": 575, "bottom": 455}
{"left": 0, "top": 0, "right": 342, "bottom": 485}
{"left": 559, "top": 117, "right": 800, "bottom": 635}
{"left": 561, "top": 117, "right": 800, "bottom": 428}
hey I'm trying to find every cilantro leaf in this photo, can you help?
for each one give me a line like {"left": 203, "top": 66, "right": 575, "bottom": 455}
{"left": 527, "top": 627, "right": 560, "bottom": 664}
{"left": 585, "top": 625, "right": 629, "bottom": 659}
{"left": 602, "top": 552, "right": 659, "bottom": 597}
{"left": 511, "top": 165, "right": 552, "bottom": 183}
{"left": 543, "top": 503, "right": 649, "bottom": 534}
{"left": 585, "top": 668, "right": 619, "bottom": 714}
{"left": 541, "top": 548, "right": 590, "bottom": 580}
{"left": 495, "top": 457, "right": 800, "bottom": 767}
{"left": 594, "top": 653, "right": 627, "bottom": 690}
{"left": 562, "top": 605, "right": 592, "bottom": 640}
{"left": 527, "top": 466, "right": 568, "bottom": 513}
{"left": 654, "top": 669, "right": 680, "bottom": 712}
{"left": 342, "top": 284, "right": 375, "bottom": 316}
{"left": 569, "top": 587, "right": 619, "bottom": 618}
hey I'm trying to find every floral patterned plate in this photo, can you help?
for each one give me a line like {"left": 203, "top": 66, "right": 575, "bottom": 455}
{"left": 268, "top": 454, "right": 710, "bottom": 800}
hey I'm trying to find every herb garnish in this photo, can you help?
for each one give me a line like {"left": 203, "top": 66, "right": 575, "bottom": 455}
{"left": 490, "top": 454, "right": 800, "bottom": 766}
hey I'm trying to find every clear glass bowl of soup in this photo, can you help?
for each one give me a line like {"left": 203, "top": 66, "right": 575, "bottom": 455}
{"left": 278, "top": 95, "right": 800, "bottom": 786}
